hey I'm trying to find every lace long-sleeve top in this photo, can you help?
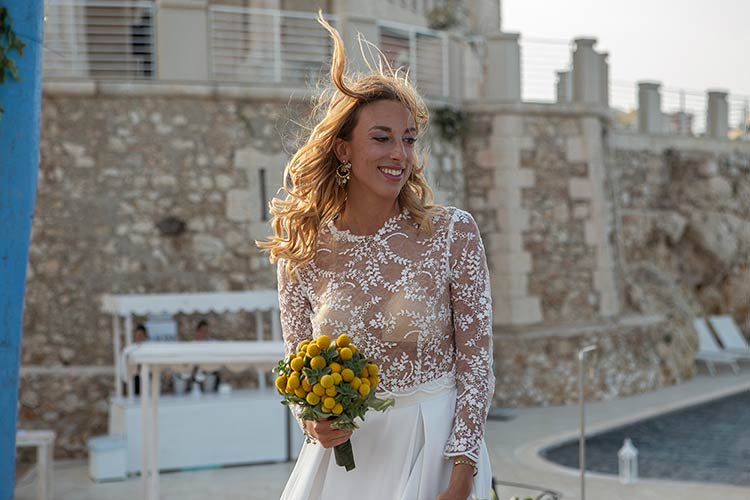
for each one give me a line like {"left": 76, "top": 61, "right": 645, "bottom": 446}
{"left": 277, "top": 206, "right": 495, "bottom": 461}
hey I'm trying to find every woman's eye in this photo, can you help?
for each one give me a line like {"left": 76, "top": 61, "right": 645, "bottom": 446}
{"left": 373, "top": 136, "right": 389, "bottom": 143}
{"left": 403, "top": 137, "right": 417, "bottom": 145}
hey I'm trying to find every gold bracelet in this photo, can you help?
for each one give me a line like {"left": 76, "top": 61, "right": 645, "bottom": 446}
{"left": 453, "top": 459, "right": 478, "bottom": 476}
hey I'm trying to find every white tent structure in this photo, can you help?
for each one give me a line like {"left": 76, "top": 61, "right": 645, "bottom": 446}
{"left": 100, "top": 291, "right": 301, "bottom": 500}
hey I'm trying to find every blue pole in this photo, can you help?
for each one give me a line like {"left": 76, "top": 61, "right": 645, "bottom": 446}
{"left": 0, "top": 1, "right": 44, "bottom": 498}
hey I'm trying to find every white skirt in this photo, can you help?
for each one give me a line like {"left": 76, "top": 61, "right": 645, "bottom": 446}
{"left": 280, "top": 376, "right": 492, "bottom": 500}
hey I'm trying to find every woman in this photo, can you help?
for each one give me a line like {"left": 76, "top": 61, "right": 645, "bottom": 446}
{"left": 259, "top": 16, "right": 495, "bottom": 500}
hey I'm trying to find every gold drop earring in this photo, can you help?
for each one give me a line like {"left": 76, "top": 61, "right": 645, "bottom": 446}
{"left": 336, "top": 161, "right": 351, "bottom": 187}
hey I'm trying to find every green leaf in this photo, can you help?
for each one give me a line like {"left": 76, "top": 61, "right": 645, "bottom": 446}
{"left": 9, "top": 32, "right": 24, "bottom": 56}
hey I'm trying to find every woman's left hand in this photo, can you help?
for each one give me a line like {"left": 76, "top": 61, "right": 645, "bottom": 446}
{"left": 435, "top": 461, "right": 474, "bottom": 500}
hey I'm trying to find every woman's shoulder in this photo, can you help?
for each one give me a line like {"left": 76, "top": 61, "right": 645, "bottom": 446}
{"left": 430, "top": 206, "right": 477, "bottom": 228}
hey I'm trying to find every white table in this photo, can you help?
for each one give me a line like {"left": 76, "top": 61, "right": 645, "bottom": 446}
{"left": 16, "top": 430, "right": 55, "bottom": 500}
{"left": 110, "top": 389, "right": 302, "bottom": 472}
{"left": 122, "top": 341, "right": 287, "bottom": 500}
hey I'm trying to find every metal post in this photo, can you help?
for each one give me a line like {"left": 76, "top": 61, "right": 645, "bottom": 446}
{"left": 578, "top": 344, "right": 597, "bottom": 500}
{"left": 0, "top": 2, "right": 45, "bottom": 498}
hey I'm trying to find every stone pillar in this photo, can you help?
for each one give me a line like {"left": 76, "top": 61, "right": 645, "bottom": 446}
{"left": 556, "top": 70, "right": 571, "bottom": 103}
{"left": 485, "top": 32, "right": 521, "bottom": 101}
{"left": 156, "top": 0, "right": 209, "bottom": 81}
{"left": 638, "top": 81, "right": 662, "bottom": 134}
{"left": 706, "top": 90, "right": 729, "bottom": 139}
{"left": 572, "top": 38, "right": 601, "bottom": 105}
{"left": 479, "top": 115, "right": 542, "bottom": 326}
{"left": 599, "top": 52, "right": 609, "bottom": 108}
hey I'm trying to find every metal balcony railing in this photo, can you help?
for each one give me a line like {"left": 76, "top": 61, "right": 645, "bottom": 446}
{"left": 43, "top": 0, "right": 156, "bottom": 80}
{"left": 377, "top": 20, "right": 450, "bottom": 99}
{"left": 208, "top": 6, "right": 337, "bottom": 86}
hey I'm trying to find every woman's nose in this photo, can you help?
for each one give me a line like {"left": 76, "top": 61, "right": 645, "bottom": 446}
{"left": 390, "top": 141, "right": 406, "bottom": 161}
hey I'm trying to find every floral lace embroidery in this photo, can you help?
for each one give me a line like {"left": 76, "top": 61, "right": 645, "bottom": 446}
{"left": 277, "top": 207, "right": 495, "bottom": 460}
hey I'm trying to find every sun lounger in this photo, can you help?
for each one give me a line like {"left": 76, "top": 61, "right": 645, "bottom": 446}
{"left": 693, "top": 317, "right": 740, "bottom": 375}
{"left": 708, "top": 315, "right": 750, "bottom": 361}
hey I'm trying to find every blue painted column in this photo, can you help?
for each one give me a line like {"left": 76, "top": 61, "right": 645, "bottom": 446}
{"left": 0, "top": 1, "right": 44, "bottom": 498}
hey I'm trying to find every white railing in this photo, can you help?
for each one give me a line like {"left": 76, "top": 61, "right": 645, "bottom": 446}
{"left": 208, "top": 6, "right": 336, "bottom": 86}
{"left": 520, "top": 36, "right": 572, "bottom": 103}
{"left": 43, "top": 0, "right": 155, "bottom": 80}
{"left": 377, "top": 20, "right": 450, "bottom": 98}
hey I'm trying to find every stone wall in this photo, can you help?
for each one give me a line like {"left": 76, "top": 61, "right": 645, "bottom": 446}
{"left": 610, "top": 134, "right": 750, "bottom": 329}
{"left": 19, "top": 87, "right": 465, "bottom": 459}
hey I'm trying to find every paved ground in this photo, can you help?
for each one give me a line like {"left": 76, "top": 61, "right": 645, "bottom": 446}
{"left": 15, "top": 367, "right": 750, "bottom": 500}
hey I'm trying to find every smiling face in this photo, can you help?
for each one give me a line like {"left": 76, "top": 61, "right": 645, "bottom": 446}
{"left": 333, "top": 99, "right": 418, "bottom": 208}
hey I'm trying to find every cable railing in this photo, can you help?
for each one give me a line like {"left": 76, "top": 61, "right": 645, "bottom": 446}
{"left": 519, "top": 36, "right": 572, "bottom": 103}
{"left": 208, "top": 6, "right": 336, "bottom": 86}
{"left": 43, "top": 0, "right": 155, "bottom": 80}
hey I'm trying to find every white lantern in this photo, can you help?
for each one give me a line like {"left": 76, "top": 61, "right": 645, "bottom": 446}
{"left": 618, "top": 438, "right": 639, "bottom": 484}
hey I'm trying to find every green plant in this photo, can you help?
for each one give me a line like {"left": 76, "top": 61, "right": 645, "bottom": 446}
{"left": 426, "top": 1, "right": 464, "bottom": 30}
{"left": 433, "top": 106, "right": 469, "bottom": 144}
{"left": 0, "top": 7, "right": 26, "bottom": 116}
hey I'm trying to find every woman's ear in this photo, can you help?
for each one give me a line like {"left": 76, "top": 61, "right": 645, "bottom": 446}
{"left": 333, "top": 137, "right": 350, "bottom": 164}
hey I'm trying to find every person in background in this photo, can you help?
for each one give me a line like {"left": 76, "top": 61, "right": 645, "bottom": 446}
{"left": 132, "top": 324, "right": 148, "bottom": 395}
{"left": 195, "top": 319, "right": 211, "bottom": 341}
{"left": 192, "top": 319, "right": 220, "bottom": 392}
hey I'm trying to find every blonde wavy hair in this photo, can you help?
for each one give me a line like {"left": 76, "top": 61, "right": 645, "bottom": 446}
{"left": 258, "top": 14, "right": 440, "bottom": 278}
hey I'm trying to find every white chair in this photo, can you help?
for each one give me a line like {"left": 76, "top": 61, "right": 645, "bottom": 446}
{"left": 693, "top": 317, "right": 740, "bottom": 375}
{"left": 708, "top": 315, "right": 750, "bottom": 360}
{"left": 16, "top": 430, "right": 55, "bottom": 500}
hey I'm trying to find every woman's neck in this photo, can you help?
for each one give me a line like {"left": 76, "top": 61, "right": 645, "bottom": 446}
{"left": 338, "top": 199, "right": 401, "bottom": 236}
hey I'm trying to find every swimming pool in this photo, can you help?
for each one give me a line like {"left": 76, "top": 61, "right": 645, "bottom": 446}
{"left": 541, "top": 389, "right": 750, "bottom": 486}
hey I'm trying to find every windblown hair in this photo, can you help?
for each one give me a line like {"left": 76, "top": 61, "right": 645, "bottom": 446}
{"left": 258, "top": 14, "right": 440, "bottom": 278}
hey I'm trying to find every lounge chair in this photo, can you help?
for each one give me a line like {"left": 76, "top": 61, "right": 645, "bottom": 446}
{"left": 708, "top": 315, "right": 750, "bottom": 361}
{"left": 693, "top": 317, "right": 740, "bottom": 375}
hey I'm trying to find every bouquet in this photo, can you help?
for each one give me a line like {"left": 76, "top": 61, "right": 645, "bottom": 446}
{"left": 274, "top": 334, "right": 394, "bottom": 471}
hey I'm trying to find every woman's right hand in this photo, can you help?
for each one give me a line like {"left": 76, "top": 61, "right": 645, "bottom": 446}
{"left": 305, "top": 419, "right": 353, "bottom": 448}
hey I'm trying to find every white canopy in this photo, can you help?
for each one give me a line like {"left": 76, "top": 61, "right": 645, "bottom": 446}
{"left": 121, "top": 341, "right": 285, "bottom": 375}
{"left": 101, "top": 290, "right": 279, "bottom": 316}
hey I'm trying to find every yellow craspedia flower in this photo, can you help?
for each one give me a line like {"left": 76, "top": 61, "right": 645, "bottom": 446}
{"left": 335, "top": 334, "right": 350, "bottom": 348}
{"left": 339, "top": 347, "right": 353, "bottom": 360}
{"left": 329, "top": 362, "right": 342, "bottom": 374}
{"left": 287, "top": 374, "right": 300, "bottom": 389}
{"left": 369, "top": 376, "right": 379, "bottom": 387}
{"left": 323, "top": 397, "right": 336, "bottom": 409}
{"left": 296, "top": 351, "right": 305, "bottom": 359}
{"left": 294, "top": 388, "right": 306, "bottom": 399}
{"left": 367, "top": 364, "right": 378, "bottom": 376}
{"left": 321, "top": 405, "right": 331, "bottom": 413}
{"left": 320, "top": 375, "right": 334, "bottom": 388}
{"left": 360, "top": 377, "right": 370, "bottom": 387}
{"left": 301, "top": 378, "right": 312, "bottom": 392}
{"left": 331, "top": 373, "right": 342, "bottom": 385}
{"left": 290, "top": 357, "right": 304, "bottom": 372}
{"left": 287, "top": 353, "right": 296, "bottom": 363}
{"left": 313, "top": 383, "right": 325, "bottom": 397}
{"left": 325, "top": 386, "right": 337, "bottom": 397}
{"left": 275, "top": 375, "right": 287, "bottom": 392}
{"left": 298, "top": 340, "right": 310, "bottom": 351}
{"left": 350, "top": 345, "right": 359, "bottom": 354}
{"left": 359, "top": 367, "right": 368, "bottom": 378}
{"left": 358, "top": 384, "right": 371, "bottom": 396}
{"left": 310, "top": 355, "right": 326, "bottom": 369}
{"left": 306, "top": 392, "right": 320, "bottom": 405}
{"left": 307, "top": 343, "right": 321, "bottom": 357}
{"left": 316, "top": 335, "right": 331, "bottom": 349}
{"left": 341, "top": 368, "right": 354, "bottom": 382}
{"left": 332, "top": 403, "right": 343, "bottom": 415}
{"left": 351, "top": 378, "right": 361, "bottom": 390}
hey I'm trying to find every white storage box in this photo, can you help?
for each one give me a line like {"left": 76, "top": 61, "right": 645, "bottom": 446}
{"left": 88, "top": 435, "right": 127, "bottom": 481}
